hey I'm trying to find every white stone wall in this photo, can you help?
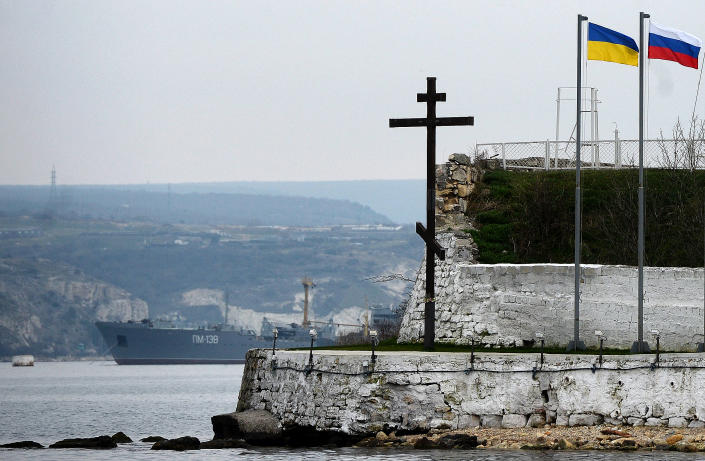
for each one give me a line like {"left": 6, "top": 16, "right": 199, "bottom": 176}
{"left": 237, "top": 349, "right": 705, "bottom": 434}
{"left": 399, "top": 263, "right": 705, "bottom": 351}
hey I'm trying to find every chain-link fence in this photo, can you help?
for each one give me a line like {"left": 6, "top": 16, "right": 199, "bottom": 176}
{"left": 475, "top": 138, "right": 705, "bottom": 170}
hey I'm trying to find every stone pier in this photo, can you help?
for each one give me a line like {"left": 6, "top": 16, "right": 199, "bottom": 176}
{"left": 236, "top": 349, "right": 705, "bottom": 435}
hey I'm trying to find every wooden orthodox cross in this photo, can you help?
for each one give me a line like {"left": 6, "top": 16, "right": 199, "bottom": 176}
{"left": 390, "top": 77, "right": 474, "bottom": 350}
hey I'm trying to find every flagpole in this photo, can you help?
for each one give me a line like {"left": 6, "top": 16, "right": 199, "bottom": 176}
{"left": 570, "top": 14, "right": 588, "bottom": 352}
{"left": 633, "top": 11, "right": 651, "bottom": 354}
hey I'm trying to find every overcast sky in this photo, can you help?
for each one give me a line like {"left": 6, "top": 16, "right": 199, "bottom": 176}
{"left": 2, "top": 0, "right": 705, "bottom": 185}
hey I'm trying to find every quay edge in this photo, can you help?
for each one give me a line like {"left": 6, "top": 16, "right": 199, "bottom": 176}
{"left": 236, "top": 349, "right": 705, "bottom": 437}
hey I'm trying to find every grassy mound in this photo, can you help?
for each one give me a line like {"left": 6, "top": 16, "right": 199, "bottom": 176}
{"left": 466, "top": 169, "right": 705, "bottom": 266}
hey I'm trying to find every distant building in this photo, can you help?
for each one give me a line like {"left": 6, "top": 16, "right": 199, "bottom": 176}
{"left": 0, "top": 228, "right": 42, "bottom": 239}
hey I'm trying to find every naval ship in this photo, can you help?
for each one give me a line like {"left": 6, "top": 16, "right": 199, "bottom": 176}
{"left": 95, "top": 278, "right": 340, "bottom": 364}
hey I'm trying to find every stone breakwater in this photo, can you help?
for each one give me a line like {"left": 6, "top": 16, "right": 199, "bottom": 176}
{"left": 399, "top": 263, "right": 705, "bottom": 351}
{"left": 236, "top": 349, "right": 705, "bottom": 436}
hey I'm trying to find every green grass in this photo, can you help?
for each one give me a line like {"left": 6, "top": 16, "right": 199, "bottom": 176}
{"left": 467, "top": 168, "right": 705, "bottom": 267}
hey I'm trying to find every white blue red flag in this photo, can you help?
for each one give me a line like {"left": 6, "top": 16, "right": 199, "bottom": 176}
{"left": 649, "top": 22, "right": 702, "bottom": 69}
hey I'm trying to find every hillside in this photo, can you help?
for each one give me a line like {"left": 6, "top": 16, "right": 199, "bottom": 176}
{"left": 0, "top": 186, "right": 392, "bottom": 226}
{"left": 467, "top": 168, "right": 705, "bottom": 267}
{"left": 109, "top": 179, "right": 426, "bottom": 224}
{"left": 0, "top": 258, "right": 147, "bottom": 359}
{"left": 0, "top": 217, "right": 422, "bottom": 357}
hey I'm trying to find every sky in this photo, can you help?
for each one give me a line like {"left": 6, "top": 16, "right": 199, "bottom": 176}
{"left": 2, "top": 0, "right": 705, "bottom": 185}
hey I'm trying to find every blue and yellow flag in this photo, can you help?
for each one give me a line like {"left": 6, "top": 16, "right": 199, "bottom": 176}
{"left": 588, "top": 23, "right": 639, "bottom": 66}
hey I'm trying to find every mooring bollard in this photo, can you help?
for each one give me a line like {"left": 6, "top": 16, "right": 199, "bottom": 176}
{"left": 272, "top": 328, "right": 278, "bottom": 355}
{"left": 536, "top": 332, "right": 545, "bottom": 368}
{"left": 307, "top": 329, "right": 317, "bottom": 373}
{"left": 651, "top": 329, "right": 660, "bottom": 368}
{"left": 595, "top": 330, "right": 605, "bottom": 368}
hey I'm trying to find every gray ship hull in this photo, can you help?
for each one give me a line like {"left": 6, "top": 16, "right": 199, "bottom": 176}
{"left": 95, "top": 321, "right": 334, "bottom": 365}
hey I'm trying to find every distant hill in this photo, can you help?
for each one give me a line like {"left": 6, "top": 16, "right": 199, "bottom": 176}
{"left": 0, "top": 179, "right": 426, "bottom": 224}
{"left": 0, "top": 186, "right": 392, "bottom": 226}
{"left": 0, "top": 221, "right": 423, "bottom": 358}
{"left": 125, "top": 180, "right": 426, "bottom": 224}
{"left": 0, "top": 258, "right": 148, "bottom": 359}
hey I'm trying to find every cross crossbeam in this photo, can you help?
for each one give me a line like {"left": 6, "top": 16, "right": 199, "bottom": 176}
{"left": 389, "top": 76, "right": 474, "bottom": 351}
{"left": 415, "top": 222, "right": 445, "bottom": 260}
{"left": 389, "top": 116, "right": 474, "bottom": 128}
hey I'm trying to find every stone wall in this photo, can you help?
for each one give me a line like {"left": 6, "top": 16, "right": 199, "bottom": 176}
{"left": 399, "top": 263, "right": 705, "bottom": 351}
{"left": 237, "top": 349, "right": 705, "bottom": 434}
{"left": 435, "top": 153, "right": 480, "bottom": 229}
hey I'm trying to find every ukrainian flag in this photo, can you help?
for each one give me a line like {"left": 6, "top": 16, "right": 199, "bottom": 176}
{"left": 588, "top": 23, "right": 639, "bottom": 66}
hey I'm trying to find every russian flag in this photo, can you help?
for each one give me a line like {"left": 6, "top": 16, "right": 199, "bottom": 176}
{"left": 649, "top": 22, "right": 702, "bottom": 69}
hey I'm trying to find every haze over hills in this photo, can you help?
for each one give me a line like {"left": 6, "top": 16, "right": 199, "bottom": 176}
{"left": 0, "top": 179, "right": 426, "bottom": 225}
{"left": 0, "top": 185, "right": 395, "bottom": 226}
{"left": 121, "top": 180, "right": 427, "bottom": 224}
{"left": 0, "top": 182, "right": 424, "bottom": 359}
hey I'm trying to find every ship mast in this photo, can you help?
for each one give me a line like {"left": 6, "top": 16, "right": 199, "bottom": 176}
{"left": 302, "top": 277, "right": 314, "bottom": 327}
{"left": 224, "top": 291, "right": 229, "bottom": 325}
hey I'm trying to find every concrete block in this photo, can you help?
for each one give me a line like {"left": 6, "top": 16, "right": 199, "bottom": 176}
{"left": 527, "top": 414, "right": 546, "bottom": 428}
{"left": 568, "top": 414, "right": 602, "bottom": 426}
{"left": 480, "top": 415, "right": 502, "bottom": 428}
{"left": 669, "top": 417, "right": 689, "bottom": 428}
{"left": 458, "top": 414, "right": 480, "bottom": 428}
{"left": 501, "top": 414, "right": 527, "bottom": 428}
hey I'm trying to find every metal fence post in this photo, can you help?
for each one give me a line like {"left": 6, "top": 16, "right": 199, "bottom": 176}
{"left": 545, "top": 140, "right": 550, "bottom": 170}
{"left": 502, "top": 143, "right": 506, "bottom": 170}
{"left": 615, "top": 129, "right": 621, "bottom": 168}
{"left": 554, "top": 141, "right": 559, "bottom": 168}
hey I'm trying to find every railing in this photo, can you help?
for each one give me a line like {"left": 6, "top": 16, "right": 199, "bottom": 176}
{"left": 475, "top": 138, "right": 705, "bottom": 170}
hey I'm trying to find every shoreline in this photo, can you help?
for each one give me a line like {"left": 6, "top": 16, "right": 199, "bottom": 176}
{"left": 355, "top": 425, "right": 705, "bottom": 451}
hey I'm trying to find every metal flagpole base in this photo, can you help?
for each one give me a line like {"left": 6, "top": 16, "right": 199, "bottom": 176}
{"left": 630, "top": 341, "right": 651, "bottom": 353}
{"left": 566, "top": 340, "right": 586, "bottom": 352}
{"left": 697, "top": 343, "right": 705, "bottom": 353}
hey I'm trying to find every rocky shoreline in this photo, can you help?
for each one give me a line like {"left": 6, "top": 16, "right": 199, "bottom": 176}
{"left": 6, "top": 408, "right": 705, "bottom": 452}
{"left": 355, "top": 425, "right": 705, "bottom": 452}
{"left": 4, "top": 424, "right": 705, "bottom": 452}
{"left": 209, "top": 409, "right": 705, "bottom": 452}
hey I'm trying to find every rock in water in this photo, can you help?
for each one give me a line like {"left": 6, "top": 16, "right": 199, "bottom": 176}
{"left": 49, "top": 436, "right": 117, "bottom": 449}
{"left": 140, "top": 436, "right": 166, "bottom": 443}
{"left": 0, "top": 441, "right": 43, "bottom": 449}
{"left": 200, "top": 439, "right": 248, "bottom": 449}
{"left": 236, "top": 410, "right": 283, "bottom": 445}
{"left": 211, "top": 412, "right": 241, "bottom": 440}
{"left": 151, "top": 436, "right": 200, "bottom": 451}
{"left": 212, "top": 409, "right": 282, "bottom": 445}
{"left": 437, "top": 433, "right": 478, "bottom": 449}
{"left": 111, "top": 432, "right": 132, "bottom": 443}
{"left": 413, "top": 437, "right": 436, "bottom": 449}
{"left": 557, "top": 438, "right": 576, "bottom": 450}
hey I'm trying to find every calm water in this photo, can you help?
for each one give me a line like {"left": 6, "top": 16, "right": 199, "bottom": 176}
{"left": 2, "top": 361, "right": 705, "bottom": 460}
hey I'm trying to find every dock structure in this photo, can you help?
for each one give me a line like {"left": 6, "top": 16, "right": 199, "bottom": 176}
{"left": 238, "top": 349, "right": 705, "bottom": 433}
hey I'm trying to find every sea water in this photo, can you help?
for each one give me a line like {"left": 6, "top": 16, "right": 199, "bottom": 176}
{"left": 1, "top": 361, "right": 704, "bottom": 460}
